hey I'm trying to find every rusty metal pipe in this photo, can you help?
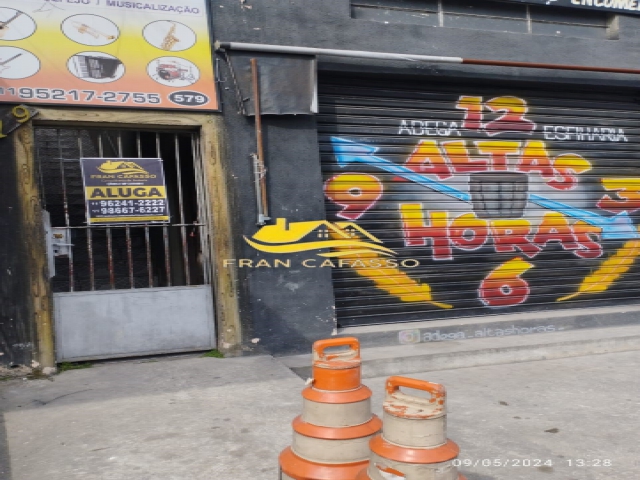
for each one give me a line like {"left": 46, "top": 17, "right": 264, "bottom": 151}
{"left": 463, "top": 58, "right": 640, "bottom": 75}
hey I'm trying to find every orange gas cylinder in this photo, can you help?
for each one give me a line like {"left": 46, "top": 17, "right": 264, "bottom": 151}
{"left": 279, "top": 338, "right": 382, "bottom": 480}
{"left": 358, "top": 376, "right": 465, "bottom": 480}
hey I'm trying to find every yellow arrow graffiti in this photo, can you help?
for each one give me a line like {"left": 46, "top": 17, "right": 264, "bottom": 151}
{"left": 331, "top": 232, "right": 452, "bottom": 309}
{"left": 558, "top": 228, "right": 640, "bottom": 302}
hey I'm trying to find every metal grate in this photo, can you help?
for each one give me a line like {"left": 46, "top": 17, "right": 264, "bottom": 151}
{"left": 318, "top": 74, "right": 640, "bottom": 327}
{"left": 35, "top": 127, "right": 210, "bottom": 293}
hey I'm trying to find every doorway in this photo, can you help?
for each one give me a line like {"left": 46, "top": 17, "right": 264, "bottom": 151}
{"left": 35, "top": 126, "right": 216, "bottom": 361}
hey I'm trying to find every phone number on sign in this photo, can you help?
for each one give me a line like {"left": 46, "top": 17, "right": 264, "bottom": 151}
{"left": 98, "top": 207, "right": 167, "bottom": 214}
{"left": 0, "top": 87, "right": 161, "bottom": 104}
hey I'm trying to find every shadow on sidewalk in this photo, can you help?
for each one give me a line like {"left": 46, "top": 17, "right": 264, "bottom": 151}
{"left": 0, "top": 413, "right": 12, "bottom": 480}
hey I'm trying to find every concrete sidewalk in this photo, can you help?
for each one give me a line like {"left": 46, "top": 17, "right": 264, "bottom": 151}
{"left": 1, "top": 351, "right": 639, "bottom": 480}
{"left": 0, "top": 356, "right": 304, "bottom": 480}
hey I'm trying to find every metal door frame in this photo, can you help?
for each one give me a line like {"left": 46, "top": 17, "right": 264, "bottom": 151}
{"left": 14, "top": 107, "right": 241, "bottom": 369}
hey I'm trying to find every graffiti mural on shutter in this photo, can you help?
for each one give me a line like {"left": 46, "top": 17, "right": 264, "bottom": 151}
{"left": 319, "top": 78, "right": 640, "bottom": 326}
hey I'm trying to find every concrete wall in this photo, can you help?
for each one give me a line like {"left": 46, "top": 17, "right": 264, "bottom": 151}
{"left": 210, "top": 0, "right": 640, "bottom": 355}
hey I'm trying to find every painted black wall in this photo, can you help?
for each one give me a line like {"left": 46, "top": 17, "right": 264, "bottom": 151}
{"left": 210, "top": 0, "right": 640, "bottom": 355}
{"left": 217, "top": 66, "right": 337, "bottom": 355}
{"left": 0, "top": 138, "right": 35, "bottom": 368}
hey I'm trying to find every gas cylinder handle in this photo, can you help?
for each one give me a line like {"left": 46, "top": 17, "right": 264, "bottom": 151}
{"left": 385, "top": 376, "right": 445, "bottom": 400}
{"left": 313, "top": 337, "right": 360, "bottom": 362}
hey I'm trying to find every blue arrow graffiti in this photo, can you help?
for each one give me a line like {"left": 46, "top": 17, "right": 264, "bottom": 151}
{"left": 331, "top": 137, "right": 639, "bottom": 241}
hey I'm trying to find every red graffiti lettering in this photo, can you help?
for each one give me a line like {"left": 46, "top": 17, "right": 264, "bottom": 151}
{"left": 597, "top": 178, "right": 640, "bottom": 214}
{"left": 491, "top": 219, "right": 542, "bottom": 259}
{"left": 442, "top": 140, "right": 488, "bottom": 174}
{"left": 518, "top": 140, "right": 555, "bottom": 179}
{"left": 456, "top": 96, "right": 484, "bottom": 131}
{"left": 403, "top": 140, "right": 453, "bottom": 180}
{"left": 484, "top": 96, "right": 536, "bottom": 136}
{"left": 532, "top": 212, "right": 580, "bottom": 251}
{"left": 449, "top": 213, "right": 489, "bottom": 251}
{"left": 400, "top": 204, "right": 452, "bottom": 260}
{"left": 476, "top": 140, "right": 522, "bottom": 171}
{"left": 572, "top": 221, "right": 603, "bottom": 259}
{"left": 547, "top": 153, "right": 592, "bottom": 191}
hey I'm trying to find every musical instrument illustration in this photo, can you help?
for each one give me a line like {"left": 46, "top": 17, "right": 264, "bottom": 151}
{"left": 0, "top": 53, "right": 23, "bottom": 73}
{"left": 0, "top": 11, "right": 23, "bottom": 39}
{"left": 155, "top": 59, "right": 196, "bottom": 83}
{"left": 73, "top": 54, "right": 122, "bottom": 80}
{"left": 71, "top": 21, "right": 116, "bottom": 41}
{"left": 161, "top": 22, "right": 180, "bottom": 51}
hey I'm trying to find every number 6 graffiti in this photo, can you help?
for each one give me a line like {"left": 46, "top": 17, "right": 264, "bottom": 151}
{"left": 479, "top": 257, "right": 534, "bottom": 307}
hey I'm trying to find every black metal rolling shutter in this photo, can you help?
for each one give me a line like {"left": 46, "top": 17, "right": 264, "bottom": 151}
{"left": 318, "top": 75, "right": 640, "bottom": 327}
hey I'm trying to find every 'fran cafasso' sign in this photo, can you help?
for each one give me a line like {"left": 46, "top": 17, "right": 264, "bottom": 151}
{"left": 510, "top": 0, "right": 640, "bottom": 15}
{"left": 80, "top": 158, "right": 170, "bottom": 224}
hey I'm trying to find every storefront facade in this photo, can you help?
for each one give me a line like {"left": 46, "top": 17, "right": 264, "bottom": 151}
{"left": 0, "top": 0, "right": 240, "bottom": 370}
{"left": 5, "top": 0, "right": 640, "bottom": 370}
{"left": 211, "top": 0, "right": 640, "bottom": 355}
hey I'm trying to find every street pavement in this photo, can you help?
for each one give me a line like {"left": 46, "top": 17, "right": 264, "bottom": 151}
{"left": 0, "top": 350, "right": 638, "bottom": 479}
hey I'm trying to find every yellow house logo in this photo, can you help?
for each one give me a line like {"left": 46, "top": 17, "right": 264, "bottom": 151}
{"left": 97, "top": 160, "right": 149, "bottom": 175}
{"left": 244, "top": 218, "right": 396, "bottom": 257}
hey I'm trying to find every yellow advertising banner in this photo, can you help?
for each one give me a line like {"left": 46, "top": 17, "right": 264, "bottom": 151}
{"left": 0, "top": 0, "right": 217, "bottom": 111}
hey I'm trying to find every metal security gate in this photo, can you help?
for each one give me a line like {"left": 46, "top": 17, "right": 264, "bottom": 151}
{"left": 319, "top": 75, "right": 640, "bottom": 327}
{"left": 36, "top": 127, "right": 215, "bottom": 361}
